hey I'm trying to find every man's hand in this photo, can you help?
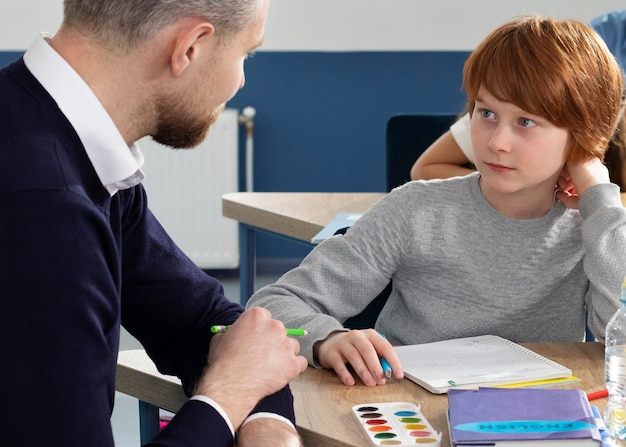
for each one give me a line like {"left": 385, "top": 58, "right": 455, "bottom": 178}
{"left": 237, "top": 417, "right": 302, "bottom": 447}
{"left": 193, "top": 307, "right": 308, "bottom": 429}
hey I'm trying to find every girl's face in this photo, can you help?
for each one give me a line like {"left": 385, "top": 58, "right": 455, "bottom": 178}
{"left": 471, "top": 87, "right": 572, "bottom": 218}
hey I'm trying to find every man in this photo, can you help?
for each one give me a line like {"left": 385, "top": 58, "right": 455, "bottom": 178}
{"left": 0, "top": 0, "right": 307, "bottom": 446}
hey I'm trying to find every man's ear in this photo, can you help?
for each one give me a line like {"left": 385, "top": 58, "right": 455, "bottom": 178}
{"left": 170, "top": 22, "right": 215, "bottom": 77}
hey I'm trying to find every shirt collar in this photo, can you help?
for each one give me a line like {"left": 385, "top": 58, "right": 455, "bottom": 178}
{"left": 23, "top": 33, "right": 144, "bottom": 196}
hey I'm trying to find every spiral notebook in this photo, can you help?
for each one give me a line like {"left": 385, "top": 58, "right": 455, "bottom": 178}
{"left": 394, "top": 334, "right": 572, "bottom": 394}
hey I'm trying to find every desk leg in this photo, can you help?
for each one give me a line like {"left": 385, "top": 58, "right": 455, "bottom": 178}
{"left": 139, "top": 400, "right": 160, "bottom": 444}
{"left": 239, "top": 223, "right": 256, "bottom": 305}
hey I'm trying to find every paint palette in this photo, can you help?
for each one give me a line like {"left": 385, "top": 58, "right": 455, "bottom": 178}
{"left": 352, "top": 402, "right": 442, "bottom": 446}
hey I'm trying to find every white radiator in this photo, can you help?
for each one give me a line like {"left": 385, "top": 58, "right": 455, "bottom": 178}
{"left": 138, "top": 108, "right": 239, "bottom": 269}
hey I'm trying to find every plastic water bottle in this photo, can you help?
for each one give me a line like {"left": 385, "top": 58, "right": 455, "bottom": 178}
{"left": 605, "top": 277, "right": 626, "bottom": 443}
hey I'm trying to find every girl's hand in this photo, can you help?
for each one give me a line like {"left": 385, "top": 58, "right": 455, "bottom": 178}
{"left": 315, "top": 329, "right": 404, "bottom": 386}
{"left": 556, "top": 157, "right": 610, "bottom": 209}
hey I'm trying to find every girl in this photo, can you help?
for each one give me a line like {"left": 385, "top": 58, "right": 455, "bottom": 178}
{"left": 248, "top": 16, "right": 626, "bottom": 387}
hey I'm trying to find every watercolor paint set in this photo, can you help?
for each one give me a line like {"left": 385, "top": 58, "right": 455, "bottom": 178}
{"left": 352, "top": 402, "right": 442, "bottom": 446}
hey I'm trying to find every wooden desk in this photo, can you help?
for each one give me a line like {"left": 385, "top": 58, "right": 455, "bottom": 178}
{"left": 292, "top": 342, "right": 607, "bottom": 447}
{"left": 222, "top": 192, "right": 385, "bottom": 303}
{"left": 117, "top": 342, "right": 607, "bottom": 447}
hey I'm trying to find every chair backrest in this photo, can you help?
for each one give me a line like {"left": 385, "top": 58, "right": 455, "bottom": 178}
{"left": 385, "top": 114, "right": 458, "bottom": 192}
{"left": 343, "top": 282, "right": 392, "bottom": 329}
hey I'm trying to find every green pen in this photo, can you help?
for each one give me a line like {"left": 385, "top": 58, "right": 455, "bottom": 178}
{"left": 210, "top": 325, "right": 309, "bottom": 336}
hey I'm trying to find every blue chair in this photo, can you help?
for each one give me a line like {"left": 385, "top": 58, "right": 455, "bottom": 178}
{"left": 385, "top": 113, "right": 458, "bottom": 191}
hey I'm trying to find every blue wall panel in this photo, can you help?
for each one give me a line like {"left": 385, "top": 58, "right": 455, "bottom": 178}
{"left": 0, "top": 52, "right": 21, "bottom": 68}
{"left": 226, "top": 51, "right": 470, "bottom": 266}
{"left": 228, "top": 51, "right": 469, "bottom": 193}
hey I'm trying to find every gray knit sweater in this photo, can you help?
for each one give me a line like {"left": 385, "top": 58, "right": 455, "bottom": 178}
{"left": 247, "top": 173, "right": 626, "bottom": 366}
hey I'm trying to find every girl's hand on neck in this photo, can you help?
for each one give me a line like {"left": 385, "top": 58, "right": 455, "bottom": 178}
{"left": 556, "top": 157, "right": 611, "bottom": 209}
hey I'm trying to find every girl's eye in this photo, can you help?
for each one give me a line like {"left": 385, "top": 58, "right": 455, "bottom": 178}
{"left": 480, "top": 109, "right": 496, "bottom": 120}
{"left": 519, "top": 117, "right": 536, "bottom": 128}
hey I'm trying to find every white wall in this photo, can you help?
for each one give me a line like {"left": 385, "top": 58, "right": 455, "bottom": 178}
{"left": 1, "top": 0, "right": 625, "bottom": 51}
{"left": 0, "top": 1, "right": 63, "bottom": 50}
{"left": 264, "top": 0, "right": 626, "bottom": 50}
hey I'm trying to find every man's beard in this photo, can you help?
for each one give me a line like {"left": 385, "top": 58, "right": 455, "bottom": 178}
{"left": 152, "top": 95, "right": 225, "bottom": 149}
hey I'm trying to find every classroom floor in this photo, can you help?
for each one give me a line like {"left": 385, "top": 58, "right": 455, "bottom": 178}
{"left": 112, "top": 272, "right": 280, "bottom": 446}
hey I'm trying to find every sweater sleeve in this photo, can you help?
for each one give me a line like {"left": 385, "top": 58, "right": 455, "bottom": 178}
{"left": 578, "top": 183, "right": 626, "bottom": 341}
{"left": 119, "top": 185, "right": 298, "bottom": 429}
{"left": 118, "top": 185, "right": 243, "bottom": 396}
{"left": 146, "top": 400, "right": 234, "bottom": 447}
{"left": 246, "top": 189, "right": 411, "bottom": 365}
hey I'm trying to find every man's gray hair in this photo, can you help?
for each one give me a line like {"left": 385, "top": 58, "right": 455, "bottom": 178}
{"left": 62, "top": 0, "right": 262, "bottom": 51}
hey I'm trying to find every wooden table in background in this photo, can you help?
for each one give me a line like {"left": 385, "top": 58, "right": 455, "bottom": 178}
{"left": 222, "top": 192, "right": 385, "bottom": 303}
{"left": 117, "top": 342, "right": 606, "bottom": 447}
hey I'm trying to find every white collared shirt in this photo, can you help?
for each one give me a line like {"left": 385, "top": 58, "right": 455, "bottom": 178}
{"left": 23, "top": 33, "right": 144, "bottom": 196}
